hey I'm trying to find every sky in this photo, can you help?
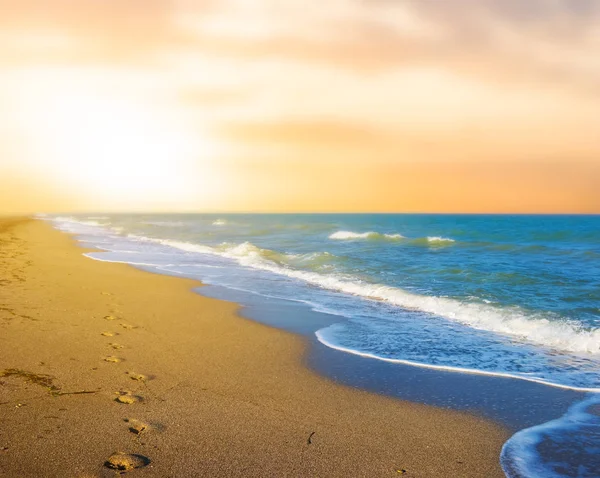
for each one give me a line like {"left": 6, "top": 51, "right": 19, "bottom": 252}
{"left": 1, "top": 0, "right": 599, "bottom": 214}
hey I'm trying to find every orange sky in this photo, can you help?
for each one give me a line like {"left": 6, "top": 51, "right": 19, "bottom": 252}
{"left": 1, "top": 0, "right": 599, "bottom": 214}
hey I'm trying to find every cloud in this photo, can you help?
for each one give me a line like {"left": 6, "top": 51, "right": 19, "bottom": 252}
{"left": 219, "top": 120, "right": 384, "bottom": 146}
{"left": 170, "top": 0, "right": 600, "bottom": 95}
{"left": 411, "top": 0, "right": 600, "bottom": 90}
{"left": 3, "top": 0, "right": 600, "bottom": 94}
{"left": 0, "top": 0, "right": 196, "bottom": 65}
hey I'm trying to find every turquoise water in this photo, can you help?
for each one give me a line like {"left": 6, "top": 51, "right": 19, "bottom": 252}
{"left": 48, "top": 213, "right": 600, "bottom": 477}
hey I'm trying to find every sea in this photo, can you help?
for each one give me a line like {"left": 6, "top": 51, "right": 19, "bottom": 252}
{"left": 45, "top": 213, "right": 600, "bottom": 477}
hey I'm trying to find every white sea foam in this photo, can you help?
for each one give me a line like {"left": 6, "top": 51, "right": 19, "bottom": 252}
{"left": 144, "top": 237, "right": 214, "bottom": 255}
{"left": 315, "top": 331, "right": 600, "bottom": 392}
{"left": 427, "top": 236, "right": 455, "bottom": 244}
{"left": 126, "top": 236, "right": 600, "bottom": 356}
{"left": 329, "top": 231, "right": 404, "bottom": 241}
{"left": 51, "top": 216, "right": 106, "bottom": 229}
{"left": 212, "top": 219, "right": 227, "bottom": 226}
{"left": 501, "top": 395, "right": 600, "bottom": 477}
{"left": 329, "top": 231, "right": 455, "bottom": 245}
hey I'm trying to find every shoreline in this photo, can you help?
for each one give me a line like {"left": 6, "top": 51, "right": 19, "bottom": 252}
{"left": 1, "top": 218, "right": 509, "bottom": 476}
{"left": 74, "top": 216, "right": 588, "bottom": 433}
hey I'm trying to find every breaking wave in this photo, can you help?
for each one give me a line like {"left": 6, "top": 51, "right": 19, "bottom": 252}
{"left": 137, "top": 237, "right": 599, "bottom": 356}
{"left": 426, "top": 236, "right": 455, "bottom": 244}
{"left": 329, "top": 231, "right": 456, "bottom": 246}
{"left": 501, "top": 395, "right": 600, "bottom": 477}
{"left": 329, "top": 231, "right": 404, "bottom": 241}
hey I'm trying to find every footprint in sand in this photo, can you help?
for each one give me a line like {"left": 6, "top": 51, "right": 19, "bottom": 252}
{"left": 103, "top": 315, "right": 118, "bottom": 321}
{"left": 126, "top": 372, "right": 147, "bottom": 382}
{"left": 104, "top": 356, "right": 122, "bottom": 363}
{"left": 100, "top": 331, "right": 117, "bottom": 337}
{"left": 114, "top": 391, "right": 142, "bottom": 404}
{"left": 109, "top": 343, "right": 124, "bottom": 350}
{"left": 120, "top": 323, "right": 137, "bottom": 331}
{"left": 124, "top": 418, "right": 149, "bottom": 435}
{"left": 104, "top": 452, "right": 150, "bottom": 472}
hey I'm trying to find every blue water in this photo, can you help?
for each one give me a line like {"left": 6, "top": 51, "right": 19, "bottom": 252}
{"left": 46, "top": 213, "right": 600, "bottom": 477}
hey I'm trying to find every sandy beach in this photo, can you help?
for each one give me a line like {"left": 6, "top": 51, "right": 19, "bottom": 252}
{"left": 0, "top": 218, "right": 509, "bottom": 477}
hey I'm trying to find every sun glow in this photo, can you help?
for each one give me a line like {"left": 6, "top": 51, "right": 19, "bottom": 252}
{"left": 12, "top": 71, "right": 222, "bottom": 210}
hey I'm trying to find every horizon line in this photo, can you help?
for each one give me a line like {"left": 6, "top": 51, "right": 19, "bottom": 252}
{"left": 27, "top": 211, "right": 600, "bottom": 217}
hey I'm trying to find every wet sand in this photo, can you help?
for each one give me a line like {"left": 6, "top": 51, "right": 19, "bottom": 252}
{"left": 0, "top": 218, "right": 509, "bottom": 477}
